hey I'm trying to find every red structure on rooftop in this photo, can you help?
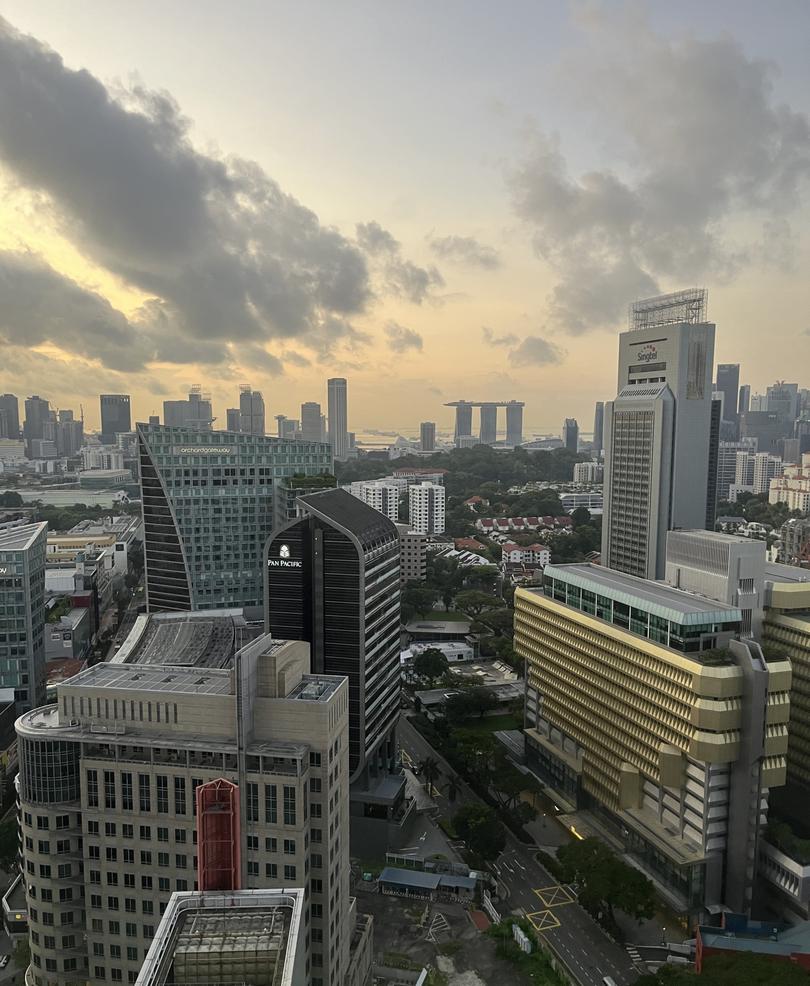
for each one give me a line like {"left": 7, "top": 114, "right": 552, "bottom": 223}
{"left": 196, "top": 778, "right": 241, "bottom": 892}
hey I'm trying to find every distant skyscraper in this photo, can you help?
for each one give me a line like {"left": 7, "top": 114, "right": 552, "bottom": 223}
{"left": 225, "top": 407, "right": 241, "bottom": 431}
{"left": 163, "top": 387, "right": 213, "bottom": 429}
{"left": 265, "top": 489, "right": 406, "bottom": 852}
{"left": 137, "top": 423, "right": 332, "bottom": 612}
{"left": 602, "top": 289, "right": 715, "bottom": 579}
{"left": 23, "top": 395, "right": 50, "bottom": 450}
{"left": 562, "top": 418, "right": 579, "bottom": 452}
{"left": 348, "top": 481, "right": 400, "bottom": 522}
{"left": 275, "top": 415, "right": 298, "bottom": 439}
{"left": 300, "top": 401, "right": 323, "bottom": 443}
{"left": 99, "top": 394, "right": 131, "bottom": 444}
{"left": 479, "top": 404, "right": 498, "bottom": 444}
{"left": 738, "top": 384, "right": 751, "bottom": 415}
{"left": 715, "top": 364, "right": 740, "bottom": 430}
{"left": 767, "top": 381, "right": 800, "bottom": 421}
{"left": 0, "top": 522, "right": 47, "bottom": 709}
{"left": 0, "top": 394, "right": 20, "bottom": 439}
{"left": 707, "top": 398, "right": 722, "bottom": 526}
{"left": 420, "top": 421, "right": 436, "bottom": 452}
{"left": 327, "top": 377, "right": 349, "bottom": 460}
{"left": 592, "top": 402, "right": 604, "bottom": 453}
{"left": 55, "top": 413, "right": 84, "bottom": 457}
{"left": 239, "top": 385, "right": 265, "bottom": 435}
{"left": 452, "top": 401, "right": 473, "bottom": 443}
{"left": 505, "top": 401, "right": 523, "bottom": 446}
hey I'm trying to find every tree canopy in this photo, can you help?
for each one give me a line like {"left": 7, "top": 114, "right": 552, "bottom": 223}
{"left": 453, "top": 802, "right": 506, "bottom": 861}
{"left": 412, "top": 648, "right": 449, "bottom": 686}
{"left": 557, "top": 837, "right": 656, "bottom": 922}
{"left": 636, "top": 952, "right": 810, "bottom": 985}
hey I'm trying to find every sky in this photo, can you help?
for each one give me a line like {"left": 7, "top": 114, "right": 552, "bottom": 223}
{"left": 0, "top": 0, "right": 809, "bottom": 437}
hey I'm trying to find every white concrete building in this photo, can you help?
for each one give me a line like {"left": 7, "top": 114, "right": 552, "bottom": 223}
{"left": 770, "top": 454, "right": 810, "bottom": 513}
{"left": 347, "top": 481, "right": 400, "bottom": 522}
{"left": 572, "top": 461, "right": 603, "bottom": 483}
{"left": 735, "top": 450, "right": 783, "bottom": 495}
{"left": 81, "top": 446, "right": 125, "bottom": 471}
{"left": 408, "top": 482, "right": 445, "bottom": 535}
{"left": 501, "top": 543, "right": 550, "bottom": 568}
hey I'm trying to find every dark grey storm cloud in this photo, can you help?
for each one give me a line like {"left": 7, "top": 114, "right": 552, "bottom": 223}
{"left": 356, "top": 221, "right": 444, "bottom": 304}
{"left": 384, "top": 321, "right": 423, "bottom": 353}
{"left": 429, "top": 234, "right": 500, "bottom": 269}
{"left": 508, "top": 335, "right": 565, "bottom": 367}
{"left": 482, "top": 326, "right": 518, "bottom": 348}
{"left": 510, "top": 13, "right": 810, "bottom": 334}
{"left": 0, "top": 16, "right": 380, "bottom": 360}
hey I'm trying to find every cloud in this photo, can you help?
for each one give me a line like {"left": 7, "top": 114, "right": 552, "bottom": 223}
{"left": 508, "top": 336, "right": 565, "bottom": 367}
{"left": 281, "top": 350, "right": 312, "bottom": 368}
{"left": 356, "top": 220, "right": 444, "bottom": 304}
{"left": 510, "top": 11, "right": 810, "bottom": 334}
{"left": 482, "top": 326, "right": 519, "bottom": 348}
{"left": 0, "top": 16, "right": 378, "bottom": 362}
{"left": 429, "top": 234, "right": 500, "bottom": 269}
{"left": 384, "top": 321, "right": 423, "bottom": 353}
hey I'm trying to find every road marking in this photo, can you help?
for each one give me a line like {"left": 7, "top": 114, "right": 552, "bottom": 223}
{"left": 533, "top": 884, "right": 576, "bottom": 907}
{"left": 627, "top": 945, "right": 643, "bottom": 964}
{"left": 525, "top": 909, "right": 561, "bottom": 932}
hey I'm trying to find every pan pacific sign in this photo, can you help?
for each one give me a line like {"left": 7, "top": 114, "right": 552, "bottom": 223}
{"left": 267, "top": 545, "right": 302, "bottom": 569}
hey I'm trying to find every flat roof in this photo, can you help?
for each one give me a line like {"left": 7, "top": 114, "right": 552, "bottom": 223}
{"left": 378, "top": 867, "right": 477, "bottom": 891}
{"left": 287, "top": 676, "right": 342, "bottom": 703}
{"left": 766, "top": 563, "right": 810, "bottom": 584}
{"left": 115, "top": 610, "right": 264, "bottom": 669}
{"left": 541, "top": 563, "right": 742, "bottom": 625}
{"left": 61, "top": 662, "right": 233, "bottom": 696}
{"left": 0, "top": 521, "right": 47, "bottom": 551}
{"left": 405, "top": 620, "right": 471, "bottom": 633}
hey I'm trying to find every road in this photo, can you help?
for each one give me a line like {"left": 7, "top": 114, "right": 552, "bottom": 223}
{"left": 399, "top": 716, "right": 639, "bottom": 986}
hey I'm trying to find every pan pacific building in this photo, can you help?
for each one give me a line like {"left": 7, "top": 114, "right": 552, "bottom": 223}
{"left": 137, "top": 423, "right": 333, "bottom": 613}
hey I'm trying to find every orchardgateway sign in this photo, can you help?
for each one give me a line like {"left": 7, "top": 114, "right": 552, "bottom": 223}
{"left": 173, "top": 446, "right": 235, "bottom": 455}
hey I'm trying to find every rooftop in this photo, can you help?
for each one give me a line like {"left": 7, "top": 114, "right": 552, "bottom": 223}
{"left": 136, "top": 889, "right": 303, "bottom": 986}
{"left": 61, "top": 662, "right": 234, "bottom": 696}
{"left": 0, "top": 521, "right": 47, "bottom": 552}
{"left": 298, "top": 487, "right": 398, "bottom": 547}
{"left": 699, "top": 917, "right": 810, "bottom": 959}
{"left": 541, "top": 563, "right": 742, "bottom": 625}
{"left": 113, "top": 610, "right": 264, "bottom": 669}
{"left": 287, "top": 676, "right": 342, "bottom": 703}
{"left": 766, "top": 563, "right": 810, "bottom": 584}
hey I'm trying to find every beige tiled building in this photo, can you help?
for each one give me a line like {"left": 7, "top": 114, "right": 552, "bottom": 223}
{"left": 515, "top": 563, "right": 790, "bottom": 919}
{"left": 16, "top": 636, "right": 372, "bottom": 986}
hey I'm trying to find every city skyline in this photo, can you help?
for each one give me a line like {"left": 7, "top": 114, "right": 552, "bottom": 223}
{"left": 1, "top": 3, "right": 809, "bottom": 432}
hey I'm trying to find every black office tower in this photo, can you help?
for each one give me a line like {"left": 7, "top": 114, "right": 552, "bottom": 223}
{"left": 100, "top": 394, "right": 132, "bottom": 444}
{"left": 265, "top": 488, "right": 411, "bottom": 853}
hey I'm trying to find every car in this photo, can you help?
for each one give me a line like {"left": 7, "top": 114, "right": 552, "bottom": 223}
{"left": 0, "top": 955, "right": 10, "bottom": 969}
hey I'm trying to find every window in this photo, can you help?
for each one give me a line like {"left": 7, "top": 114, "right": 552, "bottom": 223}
{"left": 176, "top": 879, "right": 188, "bottom": 891}
{"left": 90, "top": 894, "right": 102, "bottom": 909}
{"left": 246, "top": 782, "right": 259, "bottom": 822}
{"left": 56, "top": 814, "right": 70, "bottom": 830}
{"left": 264, "top": 784, "right": 277, "bottom": 823}
{"left": 142, "top": 901, "right": 154, "bottom": 915}
{"left": 124, "top": 875, "right": 135, "bottom": 888}
{"left": 158, "top": 878, "right": 170, "bottom": 892}
{"left": 111, "top": 969, "right": 123, "bottom": 982}
{"left": 310, "top": 777, "right": 322, "bottom": 793}
{"left": 105, "top": 822, "right": 117, "bottom": 837}
{"left": 39, "top": 864, "right": 51, "bottom": 878}
{"left": 37, "top": 839, "right": 50, "bottom": 853}
{"left": 139, "top": 825, "right": 151, "bottom": 841}
{"left": 174, "top": 777, "right": 186, "bottom": 815}
{"left": 283, "top": 839, "right": 296, "bottom": 855}
{"left": 175, "top": 828, "right": 186, "bottom": 843}
{"left": 156, "top": 776, "right": 168, "bottom": 814}
{"left": 265, "top": 863, "right": 278, "bottom": 879}
{"left": 107, "top": 897, "right": 120, "bottom": 911}
{"left": 122, "top": 823, "right": 134, "bottom": 839}
{"left": 57, "top": 863, "right": 72, "bottom": 879}
{"left": 157, "top": 827, "right": 169, "bottom": 843}
{"left": 283, "top": 786, "right": 296, "bottom": 825}
{"left": 93, "top": 943, "right": 105, "bottom": 957}
{"left": 175, "top": 854, "right": 187, "bottom": 869}
{"left": 104, "top": 770, "right": 116, "bottom": 809}
{"left": 109, "top": 921, "right": 120, "bottom": 935}
{"left": 59, "top": 888, "right": 73, "bottom": 903}
{"left": 89, "top": 845, "right": 100, "bottom": 860}
{"left": 87, "top": 770, "right": 99, "bottom": 807}
{"left": 125, "top": 923, "right": 137, "bottom": 939}
{"left": 312, "top": 853, "right": 323, "bottom": 869}
{"left": 95, "top": 966, "right": 106, "bottom": 980}
{"left": 121, "top": 772, "right": 133, "bottom": 811}
{"left": 125, "top": 899, "right": 136, "bottom": 914}
{"left": 311, "top": 828, "right": 322, "bottom": 843}
{"left": 105, "top": 872, "right": 118, "bottom": 886}
{"left": 309, "top": 752, "right": 321, "bottom": 767}
{"left": 284, "top": 864, "right": 297, "bottom": 881}
{"left": 157, "top": 852, "right": 169, "bottom": 867}
{"left": 126, "top": 947, "right": 138, "bottom": 962}
{"left": 106, "top": 847, "right": 118, "bottom": 862}
{"left": 310, "top": 803, "right": 322, "bottom": 819}
{"left": 123, "top": 849, "right": 134, "bottom": 864}
{"left": 143, "top": 925, "right": 155, "bottom": 939}
{"left": 265, "top": 837, "right": 277, "bottom": 853}
{"left": 141, "top": 876, "right": 152, "bottom": 890}
{"left": 140, "top": 851, "right": 152, "bottom": 866}
{"left": 247, "top": 861, "right": 259, "bottom": 876}
{"left": 138, "top": 774, "right": 150, "bottom": 812}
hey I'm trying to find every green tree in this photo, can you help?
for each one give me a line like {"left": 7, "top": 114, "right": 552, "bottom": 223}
{"left": 0, "top": 491, "right": 23, "bottom": 507}
{"left": 419, "top": 757, "right": 441, "bottom": 797}
{"left": 444, "top": 687, "right": 498, "bottom": 723}
{"left": 13, "top": 937, "right": 30, "bottom": 971}
{"left": 445, "top": 775, "right": 462, "bottom": 803}
{"left": 453, "top": 803, "right": 506, "bottom": 861}
{"left": 636, "top": 952, "right": 810, "bottom": 985}
{"left": 402, "top": 586, "right": 438, "bottom": 619}
{"left": 0, "top": 817, "right": 17, "bottom": 869}
{"left": 455, "top": 589, "right": 503, "bottom": 619}
{"left": 557, "top": 837, "right": 655, "bottom": 922}
{"left": 571, "top": 506, "right": 591, "bottom": 527}
{"left": 412, "top": 648, "right": 450, "bottom": 686}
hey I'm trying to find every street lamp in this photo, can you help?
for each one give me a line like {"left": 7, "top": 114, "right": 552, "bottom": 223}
{"left": 662, "top": 926, "right": 667, "bottom": 946}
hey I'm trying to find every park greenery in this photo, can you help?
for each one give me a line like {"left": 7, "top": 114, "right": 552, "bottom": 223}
{"left": 487, "top": 917, "right": 567, "bottom": 986}
{"left": 636, "top": 953, "right": 810, "bottom": 985}
{"left": 716, "top": 491, "right": 803, "bottom": 531}
{"left": 452, "top": 803, "right": 506, "bottom": 862}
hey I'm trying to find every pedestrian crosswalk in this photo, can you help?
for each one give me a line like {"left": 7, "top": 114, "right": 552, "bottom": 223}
{"left": 626, "top": 945, "right": 643, "bottom": 965}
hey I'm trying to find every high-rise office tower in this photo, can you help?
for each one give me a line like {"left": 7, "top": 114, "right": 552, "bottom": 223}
{"left": 420, "top": 421, "right": 436, "bottom": 452}
{"left": 516, "top": 562, "right": 788, "bottom": 919}
{"left": 562, "top": 418, "right": 579, "bottom": 452}
{"left": 225, "top": 407, "right": 241, "bottom": 432}
{"left": 275, "top": 415, "right": 298, "bottom": 440}
{"left": 23, "top": 395, "right": 50, "bottom": 453}
{"left": 592, "top": 401, "right": 604, "bottom": 453}
{"left": 265, "top": 489, "right": 407, "bottom": 852}
{"left": 55, "top": 414, "right": 84, "bottom": 457}
{"left": 327, "top": 378, "right": 349, "bottom": 461}
{"left": 717, "top": 442, "right": 749, "bottom": 501}
{"left": 738, "top": 384, "right": 751, "bottom": 415}
{"left": 100, "top": 394, "right": 132, "bottom": 444}
{"left": 478, "top": 404, "right": 498, "bottom": 444}
{"left": 137, "top": 423, "right": 332, "bottom": 612}
{"left": 408, "top": 481, "right": 446, "bottom": 534}
{"left": 239, "top": 386, "right": 265, "bottom": 436}
{"left": 163, "top": 388, "right": 214, "bottom": 430}
{"left": 716, "top": 364, "right": 740, "bottom": 430}
{"left": 0, "top": 394, "right": 20, "bottom": 439}
{"left": 0, "top": 522, "right": 47, "bottom": 709}
{"left": 16, "top": 631, "right": 372, "bottom": 986}
{"left": 602, "top": 289, "right": 715, "bottom": 580}
{"left": 706, "top": 398, "right": 722, "bottom": 526}
{"left": 505, "top": 402, "right": 523, "bottom": 446}
{"left": 767, "top": 382, "right": 800, "bottom": 421}
{"left": 301, "top": 402, "right": 323, "bottom": 443}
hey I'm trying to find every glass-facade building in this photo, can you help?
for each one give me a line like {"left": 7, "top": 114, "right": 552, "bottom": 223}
{"left": 137, "top": 424, "right": 332, "bottom": 612}
{"left": 0, "top": 522, "right": 47, "bottom": 708}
